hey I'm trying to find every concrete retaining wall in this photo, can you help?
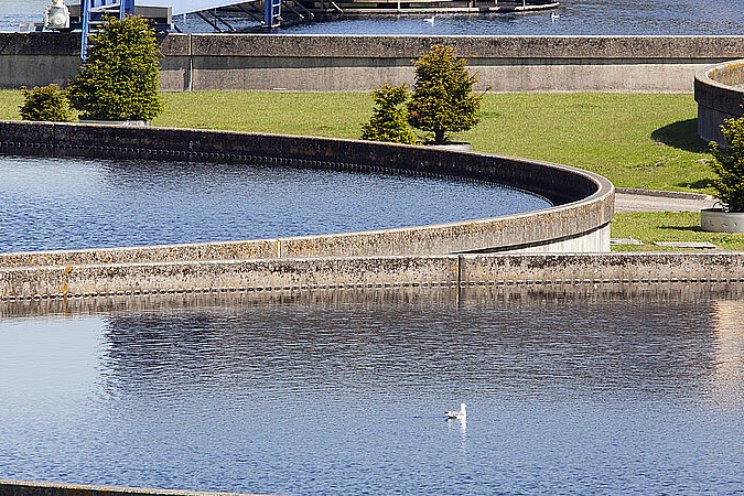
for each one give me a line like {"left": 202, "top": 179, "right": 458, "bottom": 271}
{"left": 0, "top": 120, "right": 614, "bottom": 263}
{"left": 0, "top": 479, "right": 257, "bottom": 496}
{"left": 2, "top": 33, "right": 744, "bottom": 92}
{"left": 2, "top": 253, "right": 744, "bottom": 302}
{"left": 695, "top": 59, "right": 744, "bottom": 145}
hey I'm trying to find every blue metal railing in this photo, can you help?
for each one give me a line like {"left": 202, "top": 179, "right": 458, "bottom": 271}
{"left": 264, "top": 0, "right": 281, "bottom": 28}
{"left": 80, "top": 0, "right": 136, "bottom": 59}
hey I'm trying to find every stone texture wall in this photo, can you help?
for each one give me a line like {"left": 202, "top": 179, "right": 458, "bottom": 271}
{"left": 3, "top": 253, "right": 744, "bottom": 302}
{"left": 0, "top": 479, "right": 256, "bottom": 496}
{"left": 2, "top": 33, "right": 744, "bottom": 92}
{"left": 0, "top": 120, "right": 614, "bottom": 266}
{"left": 695, "top": 59, "right": 744, "bottom": 145}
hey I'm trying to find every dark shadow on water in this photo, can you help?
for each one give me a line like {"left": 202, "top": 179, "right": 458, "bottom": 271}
{"left": 651, "top": 119, "right": 708, "bottom": 153}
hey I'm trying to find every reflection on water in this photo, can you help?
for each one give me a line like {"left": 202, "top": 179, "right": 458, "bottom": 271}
{"left": 710, "top": 300, "right": 744, "bottom": 407}
{"left": 1, "top": 288, "right": 744, "bottom": 495}
{"left": 0, "top": 156, "right": 548, "bottom": 253}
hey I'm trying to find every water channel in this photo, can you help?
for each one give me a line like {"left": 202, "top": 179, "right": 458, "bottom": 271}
{"left": 3, "top": 0, "right": 744, "bottom": 34}
{"left": 1, "top": 289, "right": 744, "bottom": 495}
{"left": 0, "top": 155, "right": 549, "bottom": 253}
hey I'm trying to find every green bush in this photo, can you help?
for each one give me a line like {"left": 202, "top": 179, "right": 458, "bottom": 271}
{"left": 68, "top": 15, "right": 163, "bottom": 121}
{"left": 407, "top": 45, "right": 482, "bottom": 144}
{"left": 19, "top": 84, "right": 74, "bottom": 122}
{"left": 710, "top": 115, "right": 744, "bottom": 212}
{"left": 361, "top": 84, "right": 419, "bottom": 144}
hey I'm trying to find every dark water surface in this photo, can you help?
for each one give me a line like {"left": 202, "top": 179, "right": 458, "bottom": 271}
{"left": 3, "top": 0, "right": 744, "bottom": 34}
{"left": 282, "top": 0, "right": 744, "bottom": 36}
{"left": 1, "top": 290, "right": 744, "bottom": 495}
{"left": 0, "top": 155, "right": 549, "bottom": 253}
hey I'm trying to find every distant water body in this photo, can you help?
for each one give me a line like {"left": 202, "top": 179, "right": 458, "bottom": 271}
{"left": 2, "top": 0, "right": 744, "bottom": 34}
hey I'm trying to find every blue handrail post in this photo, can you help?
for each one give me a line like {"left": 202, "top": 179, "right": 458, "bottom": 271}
{"left": 263, "top": 0, "right": 271, "bottom": 27}
{"left": 81, "top": 0, "right": 136, "bottom": 60}
{"left": 121, "top": 0, "right": 135, "bottom": 18}
{"left": 264, "top": 0, "right": 281, "bottom": 28}
{"left": 80, "top": 0, "right": 90, "bottom": 59}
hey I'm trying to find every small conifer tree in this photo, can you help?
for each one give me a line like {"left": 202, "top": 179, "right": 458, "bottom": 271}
{"left": 68, "top": 15, "right": 163, "bottom": 121}
{"left": 407, "top": 45, "right": 482, "bottom": 144}
{"left": 361, "top": 84, "right": 419, "bottom": 144}
{"left": 710, "top": 115, "right": 744, "bottom": 212}
{"left": 19, "top": 84, "right": 74, "bottom": 122}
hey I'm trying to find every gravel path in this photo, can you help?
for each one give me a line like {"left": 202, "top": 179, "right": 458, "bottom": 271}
{"left": 615, "top": 191, "right": 714, "bottom": 213}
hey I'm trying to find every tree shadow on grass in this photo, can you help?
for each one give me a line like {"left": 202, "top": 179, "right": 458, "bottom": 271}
{"left": 658, "top": 225, "right": 704, "bottom": 233}
{"left": 651, "top": 119, "right": 708, "bottom": 153}
{"left": 677, "top": 177, "right": 715, "bottom": 190}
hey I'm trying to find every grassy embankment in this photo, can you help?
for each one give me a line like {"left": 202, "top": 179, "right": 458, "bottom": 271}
{"left": 2, "top": 90, "right": 742, "bottom": 250}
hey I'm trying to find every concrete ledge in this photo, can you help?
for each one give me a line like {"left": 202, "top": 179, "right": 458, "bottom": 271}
{"left": 5, "top": 33, "right": 743, "bottom": 59}
{"left": 2, "top": 253, "right": 744, "bottom": 302}
{"left": 2, "top": 34, "right": 744, "bottom": 92}
{"left": 695, "top": 59, "right": 744, "bottom": 144}
{"left": 0, "top": 120, "right": 614, "bottom": 266}
{"left": 0, "top": 479, "right": 258, "bottom": 496}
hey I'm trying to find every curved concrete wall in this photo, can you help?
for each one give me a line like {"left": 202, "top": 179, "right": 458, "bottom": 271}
{"left": 0, "top": 479, "right": 257, "bottom": 496}
{"left": 0, "top": 120, "right": 614, "bottom": 269}
{"left": 695, "top": 59, "right": 744, "bottom": 145}
{"left": 2, "top": 33, "right": 744, "bottom": 92}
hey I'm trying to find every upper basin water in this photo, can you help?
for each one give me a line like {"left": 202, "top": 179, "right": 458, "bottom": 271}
{"left": 0, "top": 155, "right": 550, "bottom": 253}
{"left": 3, "top": 0, "right": 744, "bottom": 34}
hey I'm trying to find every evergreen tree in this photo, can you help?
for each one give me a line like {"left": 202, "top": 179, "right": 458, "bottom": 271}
{"left": 407, "top": 45, "right": 482, "bottom": 144}
{"left": 361, "top": 84, "right": 419, "bottom": 144}
{"left": 710, "top": 115, "right": 744, "bottom": 212}
{"left": 68, "top": 15, "right": 163, "bottom": 121}
{"left": 19, "top": 84, "right": 74, "bottom": 122}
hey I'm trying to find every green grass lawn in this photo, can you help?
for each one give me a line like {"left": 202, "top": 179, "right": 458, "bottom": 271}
{"left": 154, "top": 91, "right": 712, "bottom": 193}
{"left": 0, "top": 91, "right": 22, "bottom": 121}
{"left": 611, "top": 212, "right": 744, "bottom": 251}
{"left": 2, "top": 90, "right": 711, "bottom": 192}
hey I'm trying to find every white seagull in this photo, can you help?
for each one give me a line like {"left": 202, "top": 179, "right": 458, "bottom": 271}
{"left": 424, "top": 15, "right": 435, "bottom": 24}
{"left": 444, "top": 403, "right": 467, "bottom": 421}
{"left": 550, "top": 12, "right": 560, "bottom": 22}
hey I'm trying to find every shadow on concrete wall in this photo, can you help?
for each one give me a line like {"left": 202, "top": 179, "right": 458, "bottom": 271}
{"left": 651, "top": 119, "right": 708, "bottom": 153}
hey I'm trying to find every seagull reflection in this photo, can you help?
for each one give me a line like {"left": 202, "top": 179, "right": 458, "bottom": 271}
{"left": 447, "top": 417, "right": 467, "bottom": 433}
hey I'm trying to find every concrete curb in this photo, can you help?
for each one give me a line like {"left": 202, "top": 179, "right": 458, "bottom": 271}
{"left": 3, "top": 253, "right": 744, "bottom": 302}
{"left": 0, "top": 479, "right": 264, "bottom": 496}
{"left": 616, "top": 187, "right": 714, "bottom": 201}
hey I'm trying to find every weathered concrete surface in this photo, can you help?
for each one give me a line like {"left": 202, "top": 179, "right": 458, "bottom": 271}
{"left": 615, "top": 191, "right": 714, "bottom": 212}
{"left": 0, "top": 32, "right": 190, "bottom": 91}
{"left": 0, "top": 479, "right": 260, "bottom": 496}
{"left": 695, "top": 59, "right": 744, "bottom": 145}
{"left": 2, "top": 33, "right": 744, "bottom": 92}
{"left": 0, "top": 120, "right": 614, "bottom": 262}
{"left": 0, "top": 256, "right": 461, "bottom": 300}
{"left": 2, "top": 253, "right": 744, "bottom": 302}
{"left": 461, "top": 253, "right": 744, "bottom": 284}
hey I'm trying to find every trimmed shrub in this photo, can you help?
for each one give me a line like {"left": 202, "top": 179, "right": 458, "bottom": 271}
{"left": 19, "top": 84, "right": 74, "bottom": 122}
{"left": 361, "top": 84, "right": 419, "bottom": 144}
{"left": 710, "top": 115, "right": 744, "bottom": 212}
{"left": 67, "top": 15, "right": 163, "bottom": 121}
{"left": 407, "top": 45, "right": 483, "bottom": 144}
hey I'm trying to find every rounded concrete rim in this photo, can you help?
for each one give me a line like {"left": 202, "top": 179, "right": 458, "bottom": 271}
{"left": 0, "top": 121, "right": 615, "bottom": 262}
{"left": 695, "top": 59, "right": 744, "bottom": 101}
